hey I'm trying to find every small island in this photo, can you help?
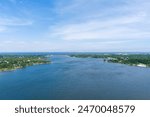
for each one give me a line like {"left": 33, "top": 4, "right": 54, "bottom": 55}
{"left": 70, "top": 54, "right": 150, "bottom": 68}
{"left": 0, "top": 55, "right": 50, "bottom": 72}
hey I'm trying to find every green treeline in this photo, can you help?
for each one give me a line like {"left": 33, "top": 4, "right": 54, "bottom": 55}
{"left": 0, "top": 55, "right": 50, "bottom": 71}
{"left": 70, "top": 54, "right": 150, "bottom": 67}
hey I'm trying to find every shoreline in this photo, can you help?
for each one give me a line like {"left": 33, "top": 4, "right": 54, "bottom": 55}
{"left": 116, "top": 62, "right": 148, "bottom": 68}
{"left": 0, "top": 62, "right": 50, "bottom": 72}
{"left": 70, "top": 55, "right": 150, "bottom": 68}
{"left": 0, "top": 55, "right": 51, "bottom": 72}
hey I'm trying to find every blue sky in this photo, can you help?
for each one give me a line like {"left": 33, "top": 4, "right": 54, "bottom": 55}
{"left": 0, "top": 0, "right": 150, "bottom": 52}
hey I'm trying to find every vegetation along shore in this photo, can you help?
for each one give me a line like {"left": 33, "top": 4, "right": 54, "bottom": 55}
{"left": 0, "top": 55, "right": 50, "bottom": 72}
{"left": 70, "top": 54, "right": 150, "bottom": 68}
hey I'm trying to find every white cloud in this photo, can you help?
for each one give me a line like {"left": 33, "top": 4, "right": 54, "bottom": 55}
{"left": 0, "top": 17, "right": 33, "bottom": 33}
{"left": 49, "top": 12, "right": 149, "bottom": 40}
{"left": 0, "top": 17, "right": 33, "bottom": 26}
{"left": 1, "top": 0, "right": 150, "bottom": 52}
{"left": 48, "top": 0, "right": 150, "bottom": 42}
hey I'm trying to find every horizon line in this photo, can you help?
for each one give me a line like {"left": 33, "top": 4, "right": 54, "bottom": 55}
{"left": 0, "top": 51, "right": 150, "bottom": 53}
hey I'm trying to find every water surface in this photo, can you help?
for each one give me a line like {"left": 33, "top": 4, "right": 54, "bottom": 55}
{"left": 0, "top": 55, "right": 150, "bottom": 100}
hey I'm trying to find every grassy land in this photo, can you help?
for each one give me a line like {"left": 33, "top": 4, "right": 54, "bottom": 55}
{"left": 70, "top": 54, "right": 150, "bottom": 67}
{"left": 0, "top": 55, "right": 50, "bottom": 72}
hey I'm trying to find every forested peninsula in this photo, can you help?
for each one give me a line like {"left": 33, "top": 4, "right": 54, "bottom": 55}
{"left": 0, "top": 55, "right": 50, "bottom": 72}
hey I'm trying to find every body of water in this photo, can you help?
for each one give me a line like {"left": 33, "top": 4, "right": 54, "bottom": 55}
{"left": 0, "top": 54, "right": 150, "bottom": 100}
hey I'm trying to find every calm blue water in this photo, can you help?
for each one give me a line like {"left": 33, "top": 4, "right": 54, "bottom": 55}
{"left": 0, "top": 54, "right": 150, "bottom": 100}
